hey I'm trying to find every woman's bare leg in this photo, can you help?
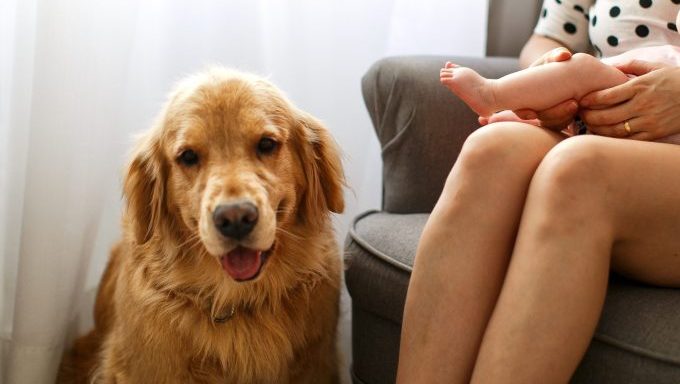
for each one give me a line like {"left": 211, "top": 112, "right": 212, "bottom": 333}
{"left": 440, "top": 54, "right": 629, "bottom": 117}
{"left": 396, "top": 122, "right": 565, "bottom": 384}
{"left": 470, "top": 136, "right": 680, "bottom": 383}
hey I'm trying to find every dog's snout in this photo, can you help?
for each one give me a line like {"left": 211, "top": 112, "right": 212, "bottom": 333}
{"left": 213, "top": 202, "right": 259, "bottom": 239}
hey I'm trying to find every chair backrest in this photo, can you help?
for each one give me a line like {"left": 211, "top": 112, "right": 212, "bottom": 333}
{"left": 486, "top": 0, "right": 543, "bottom": 57}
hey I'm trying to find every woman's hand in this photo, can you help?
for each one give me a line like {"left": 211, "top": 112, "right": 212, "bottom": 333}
{"left": 527, "top": 47, "right": 572, "bottom": 67}
{"left": 478, "top": 110, "right": 540, "bottom": 126}
{"left": 580, "top": 60, "right": 680, "bottom": 141}
{"left": 513, "top": 48, "right": 579, "bottom": 131}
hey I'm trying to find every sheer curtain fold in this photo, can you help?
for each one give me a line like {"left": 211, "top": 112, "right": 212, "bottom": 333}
{"left": 1, "top": 0, "right": 37, "bottom": 380}
{"left": 2, "top": 1, "right": 142, "bottom": 382}
{"left": 0, "top": 1, "right": 488, "bottom": 382}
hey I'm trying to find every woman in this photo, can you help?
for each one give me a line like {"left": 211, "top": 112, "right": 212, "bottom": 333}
{"left": 396, "top": 1, "right": 680, "bottom": 383}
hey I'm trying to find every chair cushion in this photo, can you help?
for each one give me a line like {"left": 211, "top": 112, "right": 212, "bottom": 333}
{"left": 345, "top": 210, "right": 680, "bottom": 383}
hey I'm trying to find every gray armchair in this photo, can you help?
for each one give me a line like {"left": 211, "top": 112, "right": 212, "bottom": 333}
{"left": 344, "top": 0, "right": 680, "bottom": 383}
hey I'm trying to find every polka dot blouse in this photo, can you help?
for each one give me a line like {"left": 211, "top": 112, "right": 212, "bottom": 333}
{"left": 535, "top": 0, "right": 680, "bottom": 58}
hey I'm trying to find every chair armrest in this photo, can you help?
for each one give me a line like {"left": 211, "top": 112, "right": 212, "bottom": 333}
{"left": 362, "top": 55, "right": 519, "bottom": 213}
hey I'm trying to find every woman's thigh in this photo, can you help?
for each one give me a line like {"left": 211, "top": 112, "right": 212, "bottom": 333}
{"left": 547, "top": 137, "right": 680, "bottom": 286}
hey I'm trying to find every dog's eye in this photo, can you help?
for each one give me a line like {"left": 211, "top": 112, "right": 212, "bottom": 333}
{"left": 178, "top": 149, "right": 199, "bottom": 166}
{"left": 257, "top": 137, "right": 278, "bottom": 156}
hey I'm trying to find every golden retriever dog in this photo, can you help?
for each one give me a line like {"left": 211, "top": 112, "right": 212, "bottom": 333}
{"left": 58, "top": 67, "right": 345, "bottom": 383}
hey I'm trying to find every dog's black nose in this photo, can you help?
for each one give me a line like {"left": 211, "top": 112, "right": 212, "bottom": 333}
{"left": 213, "top": 202, "right": 259, "bottom": 239}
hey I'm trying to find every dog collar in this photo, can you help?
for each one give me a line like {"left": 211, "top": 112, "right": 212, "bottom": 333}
{"left": 213, "top": 303, "right": 237, "bottom": 323}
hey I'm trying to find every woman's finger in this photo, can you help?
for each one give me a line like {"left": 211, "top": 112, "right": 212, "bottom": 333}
{"left": 536, "top": 99, "right": 578, "bottom": 119}
{"left": 512, "top": 102, "right": 572, "bottom": 121}
{"left": 483, "top": 110, "right": 541, "bottom": 126}
{"left": 580, "top": 100, "right": 636, "bottom": 127}
{"left": 586, "top": 122, "right": 631, "bottom": 138}
{"left": 625, "top": 116, "right": 656, "bottom": 141}
{"left": 514, "top": 109, "right": 537, "bottom": 120}
{"left": 545, "top": 47, "right": 572, "bottom": 63}
{"left": 628, "top": 130, "right": 653, "bottom": 142}
{"left": 530, "top": 47, "right": 572, "bottom": 67}
{"left": 614, "top": 59, "right": 667, "bottom": 76}
{"left": 588, "top": 117, "right": 663, "bottom": 141}
{"left": 580, "top": 81, "right": 637, "bottom": 109}
{"left": 534, "top": 100, "right": 578, "bottom": 130}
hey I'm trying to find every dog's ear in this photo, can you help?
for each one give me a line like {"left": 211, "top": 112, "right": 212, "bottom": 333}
{"left": 294, "top": 110, "right": 345, "bottom": 224}
{"left": 123, "top": 131, "right": 167, "bottom": 244}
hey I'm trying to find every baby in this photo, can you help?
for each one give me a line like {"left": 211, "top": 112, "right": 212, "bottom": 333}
{"left": 441, "top": 14, "right": 680, "bottom": 144}
{"left": 442, "top": 45, "right": 678, "bottom": 116}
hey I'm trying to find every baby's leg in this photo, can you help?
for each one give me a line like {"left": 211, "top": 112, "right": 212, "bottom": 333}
{"left": 495, "top": 53, "right": 630, "bottom": 109}
{"left": 441, "top": 54, "right": 629, "bottom": 117}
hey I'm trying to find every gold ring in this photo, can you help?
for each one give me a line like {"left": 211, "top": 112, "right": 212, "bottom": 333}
{"left": 624, "top": 121, "right": 632, "bottom": 135}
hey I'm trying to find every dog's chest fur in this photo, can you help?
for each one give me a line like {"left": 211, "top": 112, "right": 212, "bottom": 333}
{"left": 99, "top": 239, "right": 340, "bottom": 384}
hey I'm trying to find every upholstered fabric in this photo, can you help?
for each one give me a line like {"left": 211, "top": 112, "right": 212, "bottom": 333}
{"left": 486, "top": 0, "right": 542, "bottom": 56}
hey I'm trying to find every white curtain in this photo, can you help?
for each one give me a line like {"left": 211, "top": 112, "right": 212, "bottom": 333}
{"left": 0, "top": 0, "right": 488, "bottom": 382}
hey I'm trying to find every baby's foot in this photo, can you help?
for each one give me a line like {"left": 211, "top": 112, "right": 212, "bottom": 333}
{"left": 440, "top": 62, "right": 497, "bottom": 117}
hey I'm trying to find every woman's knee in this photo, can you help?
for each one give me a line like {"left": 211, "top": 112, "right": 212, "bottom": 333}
{"left": 437, "top": 123, "right": 561, "bottom": 211}
{"left": 529, "top": 136, "right": 615, "bottom": 221}
{"left": 456, "top": 122, "right": 559, "bottom": 174}
{"left": 534, "top": 136, "right": 610, "bottom": 191}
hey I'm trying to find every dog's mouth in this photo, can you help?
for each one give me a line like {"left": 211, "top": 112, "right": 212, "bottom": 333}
{"left": 220, "top": 244, "right": 274, "bottom": 282}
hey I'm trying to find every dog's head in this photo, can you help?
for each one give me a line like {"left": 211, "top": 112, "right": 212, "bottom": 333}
{"left": 123, "top": 68, "right": 344, "bottom": 283}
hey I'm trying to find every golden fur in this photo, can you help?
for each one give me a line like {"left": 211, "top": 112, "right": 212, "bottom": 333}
{"left": 58, "top": 68, "right": 345, "bottom": 384}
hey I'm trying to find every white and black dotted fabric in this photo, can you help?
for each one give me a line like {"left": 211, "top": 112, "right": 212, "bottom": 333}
{"left": 535, "top": 0, "right": 680, "bottom": 58}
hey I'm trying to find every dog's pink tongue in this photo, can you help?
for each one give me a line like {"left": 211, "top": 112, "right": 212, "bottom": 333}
{"left": 222, "top": 247, "right": 262, "bottom": 281}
